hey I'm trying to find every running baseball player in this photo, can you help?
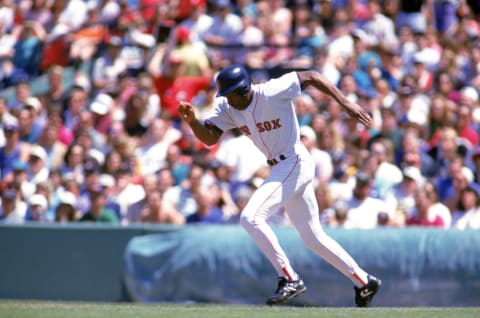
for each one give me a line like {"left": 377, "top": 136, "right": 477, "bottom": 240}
{"left": 177, "top": 64, "right": 381, "bottom": 307}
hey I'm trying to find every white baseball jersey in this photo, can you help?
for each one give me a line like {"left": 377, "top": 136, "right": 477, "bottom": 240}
{"left": 206, "top": 71, "right": 302, "bottom": 160}
{"left": 203, "top": 71, "right": 371, "bottom": 288}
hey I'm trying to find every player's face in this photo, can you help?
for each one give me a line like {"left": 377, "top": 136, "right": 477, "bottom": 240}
{"left": 224, "top": 91, "right": 252, "bottom": 110}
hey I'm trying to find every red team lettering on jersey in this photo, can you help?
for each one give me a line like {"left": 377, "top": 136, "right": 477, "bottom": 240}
{"left": 239, "top": 118, "right": 282, "bottom": 136}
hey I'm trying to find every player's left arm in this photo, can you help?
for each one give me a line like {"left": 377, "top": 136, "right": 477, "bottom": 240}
{"left": 297, "top": 70, "right": 373, "bottom": 127}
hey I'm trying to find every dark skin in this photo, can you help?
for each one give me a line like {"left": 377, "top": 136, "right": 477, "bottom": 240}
{"left": 178, "top": 70, "right": 374, "bottom": 146}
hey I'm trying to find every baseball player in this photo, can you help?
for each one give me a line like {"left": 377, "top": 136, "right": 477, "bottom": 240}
{"left": 177, "top": 65, "right": 381, "bottom": 307}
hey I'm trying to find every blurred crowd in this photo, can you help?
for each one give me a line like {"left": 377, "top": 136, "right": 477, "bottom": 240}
{"left": 1, "top": 0, "right": 480, "bottom": 229}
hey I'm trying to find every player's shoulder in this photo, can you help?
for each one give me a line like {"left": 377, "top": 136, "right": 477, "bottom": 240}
{"left": 260, "top": 71, "right": 301, "bottom": 97}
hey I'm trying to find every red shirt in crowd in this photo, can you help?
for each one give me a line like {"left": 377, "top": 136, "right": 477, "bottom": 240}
{"left": 406, "top": 215, "right": 445, "bottom": 227}
{"left": 154, "top": 75, "right": 211, "bottom": 118}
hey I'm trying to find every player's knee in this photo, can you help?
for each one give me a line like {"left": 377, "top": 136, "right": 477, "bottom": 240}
{"left": 301, "top": 233, "right": 324, "bottom": 252}
{"left": 239, "top": 214, "right": 255, "bottom": 230}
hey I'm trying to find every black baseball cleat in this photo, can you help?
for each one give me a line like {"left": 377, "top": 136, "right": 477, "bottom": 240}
{"left": 266, "top": 277, "right": 307, "bottom": 306}
{"left": 354, "top": 275, "right": 382, "bottom": 307}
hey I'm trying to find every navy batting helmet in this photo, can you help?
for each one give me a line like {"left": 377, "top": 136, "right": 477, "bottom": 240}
{"left": 216, "top": 64, "right": 251, "bottom": 97}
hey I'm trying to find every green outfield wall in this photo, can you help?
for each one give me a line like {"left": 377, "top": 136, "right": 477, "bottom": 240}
{"left": 0, "top": 224, "right": 479, "bottom": 306}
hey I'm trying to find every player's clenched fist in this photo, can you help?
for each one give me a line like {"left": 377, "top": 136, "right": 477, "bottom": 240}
{"left": 178, "top": 101, "right": 195, "bottom": 123}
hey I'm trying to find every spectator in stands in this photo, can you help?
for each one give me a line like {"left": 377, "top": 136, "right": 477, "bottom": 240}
{"left": 455, "top": 104, "right": 479, "bottom": 148}
{"left": 91, "top": 35, "right": 127, "bottom": 92}
{"left": 428, "top": 127, "right": 469, "bottom": 180}
{"left": 362, "top": 0, "right": 399, "bottom": 48}
{"left": 25, "top": 193, "right": 49, "bottom": 222}
{"left": 16, "top": 106, "right": 40, "bottom": 144}
{"left": 125, "top": 172, "right": 158, "bottom": 223}
{"left": 12, "top": 20, "right": 46, "bottom": 77}
{"left": 140, "top": 190, "right": 185, "bottom": 224}
{"left": 202, "top": 0, "right": 243, "bottom": 64}
{"left": 213, "top": 127, "right": 266, "bottom": 194}
{"left": 54, "top": 191, "right": 78, "bottom": 223}
{"left": 443, "top": 166, "right": 480, "bottom": 214}
{"left": 8, "top": 79, "right": 31, "bottom": 114}
{"left": 56, "top": 0, "right": 88, "bottom": 32}
{"left": 369, "top": 138, "right": 403, "bottom": 200}
{"left": 41, "top": 65, "right": 69, "bottom": 107}
{"left": 0, "top": 97, "right": 12, "bottom": 147}
{"left": 300, "top": 125, "right": 333, "bottom": 184}
{"left": 122, "top": 92, "right": 149, "bottom": 137}
{"left": 163, "top": 162, "right": 207, "bottom": 217}
{"left": 11, "top": 159, "right": 35, "bottom": 199}
{"left": 79, "top": 183, "right": 119, "bottom": 224}
{"left": 396, "top": 0, "right": 427, "bottom": 34}
{"left": 451, "top": 185, "right": 480, "bottom": 229}
{"left": 27, "top": 144, "right": 49, "bottom": 185}
{"left": 63, "top": 85, "right": 90, "bottom": 132}
{"left": 338, "top": 172, "right": 391, "bottom": 229}
{"left": 386, "top": 165, "right": 425, "bottom": 226}
{"left": 406, "top": 181, "right": 449, "bottom": 228}
{"left": 432, "top": 0, "right": 460, "bottom": 37}
{"left": 0, "top": 117, "right": 29, "bottom": 184}
{"left": 164, "top": 143, "right": 192, "bottom": 186}
{"left": 0, "top": 188, "right": 25, "bottom": 224}
{"left": 427, "top": 94, "right": 454, "bottom": 142}
{"left": 88, "top": 92, "right": 115, "bottom": 136}
{"left": 148, "top": 47, "right": 212, "bottom": 119}
{"left": 111, "top": 163, "right": 145, "bottom": 222}
{"left": 186, "top": 185, "right": 225, "bottom": 224}
{"left": 135, "top": 117, "right": 181, "bottom": 176}
{"left": 59, "top": 143, "right": 85, "bottom": 184}
{"left": 171, "top": 25, "right": 211, "bottom": 77}
{"left": 36, "top": 123, "right": 67, "bottom": 170}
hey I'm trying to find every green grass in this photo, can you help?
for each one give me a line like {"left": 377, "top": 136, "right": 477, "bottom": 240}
{"left": 0, "top": 301, "right": 478, "bottom": 318}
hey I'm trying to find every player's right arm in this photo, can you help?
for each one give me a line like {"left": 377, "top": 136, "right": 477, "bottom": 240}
{"left": 178, "top": 101, "right": 223, "bottom": 146}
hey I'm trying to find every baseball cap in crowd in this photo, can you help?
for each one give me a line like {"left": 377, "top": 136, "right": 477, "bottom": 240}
{"left": 87, "top": 148, "right": 105, "bottom": 167}
{"left": 89, "top": 183, "right": 106, "bottom": 196}
{"left": 191, "top": 0, "right": 206, "bottom": 6}
{"left": 3, "top": 116, "right": 18, "bottom": 132}
{"left": 397, "top": 85, "right": 414, "bottom": 96}
{"left": 73, "top": 75, "right": 91, "bottom": 92}
{"left": 30, "top": 145, "right": 47, "bottom": 162}
{"left": 402, "top": 166, "right": 424, "bottom": 185}
{"left": 99, "top": 174, "right": 115, "bottom": 188}
{"left": 24, "top": 97, "right": 41, "bottom": 111}
{"left": 460, "top": 86, "right": 479, "bottom": 103}
{"left": 214, "top": 0, "right": 231, "bottom": 9}
{"left": 12, "top": 160, "right": 28, "bottom": 172}
{"left": 84, "top": 159, "right": 100, "bottom": 175}
{"left": 89, "top": 93, "right": 114, "bottom": 115}
{"left": 61, "top": 171, "right": 76, "bottom": 183}
{"left": 29, "top": 194, "right": 48, "bottom": 209}
{"left": 58, "top": 191, "right": 77, "bottom": 207}
{"left": 355, "top": 172, "right": 371, "bottom": 185}
{"left": 176, "top": 25, "right": 191, "bottom": 42}
{"left": 351, "top": 28, "right": 368, "bottom": 42}
{"left": 299, "top": 125, "right": 317, "bottom": 142}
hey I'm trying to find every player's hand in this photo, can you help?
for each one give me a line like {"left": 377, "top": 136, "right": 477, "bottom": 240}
{"left": 178, "top": 101, "right": 196, "bottom": 123}
{"left": 344, "top": 103, "right": 374, "bottom": 128}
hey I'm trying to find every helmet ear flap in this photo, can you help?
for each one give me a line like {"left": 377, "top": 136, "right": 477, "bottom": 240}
{"left": 235, "top": 83, "right": 251, "bottom": 96}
